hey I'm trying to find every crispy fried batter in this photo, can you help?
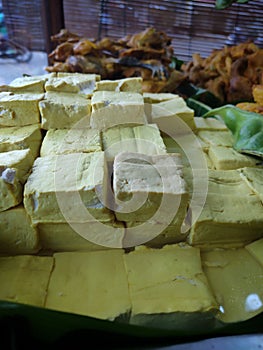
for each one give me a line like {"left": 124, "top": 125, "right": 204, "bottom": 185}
{"left": 182, "top": 42, "right": 263, "bottom": 104}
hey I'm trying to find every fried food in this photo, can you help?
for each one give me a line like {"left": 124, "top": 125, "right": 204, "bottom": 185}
{"left": 46, "top": 27, "right": 185, "bottom": 93}
{"left": 182, "top": 42, "right": 263, "bottom": 104}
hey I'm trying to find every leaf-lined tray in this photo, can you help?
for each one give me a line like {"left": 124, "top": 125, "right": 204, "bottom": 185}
{"left": 0, "top": 300, "right": 263, "bottom": 348}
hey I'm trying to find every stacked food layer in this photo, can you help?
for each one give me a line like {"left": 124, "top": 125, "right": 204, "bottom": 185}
{"left": 0, "top": 72, "right": 262, "bottom": 328}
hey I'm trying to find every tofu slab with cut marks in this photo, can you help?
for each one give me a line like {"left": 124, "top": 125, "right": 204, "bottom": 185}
{"left": 45, "top": 73, "right": 99, "bottom": 96}
{"left": 0, "top": 124, "right": 42, "bottom": 158}
{"left": 0, "top": 205, "right": 40, "bottom": 254}
{"left": 24, "top": 152, "right": 111, "bottom": 223}
{"left": 188, "top": 170, "right": 263, "bottom": 247}
{"left": 0, "top": 255, "right": 53, "bottom": 307}
{"left": 39, "top": 91, "right": 91, "bottom": 130}
{"left": 45, "top": 250, "right": 131, "bottom": 321}
{"left": 95, "top": 77, "right": 142, "bottom": 93}
{"left": 37, "top": 220, "right": 125, "bottom": 251}
{"left": 147, "top": 97, "right": 196, "bottom": 132}
{"left": 0, "top": 92, "right": 43, "bottom": 126}
{"left": 0, "top": 74, "right": 52, "bottom": 93}
{"left": 102, "top": 124, "right": 167, "bottom": 162}
{"left": 40, "top": 128, "right": 101, "bottom": 156}
{"left": 113, "top": 152, "right": 188, "bottom": 227}
{"left": 208, "top": 146, "right": 258, "bottom": 170}
{"left": 90, "top": 91, "right": 147, "bottom": 130}
{"left": 124, "top": 244, "right": 218, "bottom": 330}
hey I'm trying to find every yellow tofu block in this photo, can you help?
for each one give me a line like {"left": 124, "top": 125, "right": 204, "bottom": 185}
{"left": 143, "top": 92, "right": 179, "bottom": 104}
{"left": 202, "top": 248, "right": 263, "bottom": 323}
{"left": 0, "top": 255, "right": 53, "bottom": 307}
{"left": 0, "top": 124, "right": 42, "bottom": 158}
{"left": 0, "top": 92, "right": 43, "bottom": 126}
{"left": 37, "top": 220, "right": 125, "bottom": 251}
{"left": 90, "top": 91, "right": 147, "bottom": 130}
{"left": 102, "top": 124, "right": 167, "bottom": 162}
{"left": 0, "top": 74, "right": 51, "bottom": 93}
{"left": 0, "top": 175, "right": 22, "bottom": 212}
{"left": 0, "top": 205, "right": 40, "bottom": 254}
{"left": 197, "top": 130, "right": 233, "bottom": 147}
{"left": 24, "top": 152, "right": 111, "bottom": 223}
{"left": 208, "top": 146, "right": 259, "bottom": 170}
{"left": 39, "top": 91, "right": 91, "bottom": 130}
{"left": 95, "top": 77, "right": 142, "bottom": 93}
{"left": 124, "top": 244, "right": 218, "bottom": 330}
{"left": 161, "top": 135, "right": 212, "bottom": 168}
{"left": 45, "top": 250, "right": 131, "bottom": 320}
{"left": 148, "top": 97, "right": 196, "bottom": 133}
{"left": 113, "top": 152, "right": 188, "bottom": 229}
{"left": 124, "top": 221, "right": 188, "bottom": 248}
{"left": 246, "top": 238, "right": 263, "bottom": 267}
{"left": 40, "top": 128, "right": 101, "bottom": 156}
{"left": 188, "top": 170, "right": 263, "bottom": 247}
{"left": 45, "top": 73, "right": 99, "bottom": 96}
{"left": 0, "top": 149, "right": 35, "bottom": 184}
{"left": 238, "top": 167, "right": 263, "bottom": 202}
{"left": 194, "top": 117, "right": 228, "bottom": 131}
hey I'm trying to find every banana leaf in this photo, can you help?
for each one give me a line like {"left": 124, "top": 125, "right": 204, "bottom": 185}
{"left": 215, "top": 0, "right": 249, "bottom": 9}
{"left": 176, "top": 81, "right": 222, "bottom": 108}
{"left": 186, "top": 97, "right": 212, "bottom": 117}
{"left": 202, "top": 105, "right": 263, "bottom": 158}
{"left": 0, "top": 300, "right": 263, "bottom": 348}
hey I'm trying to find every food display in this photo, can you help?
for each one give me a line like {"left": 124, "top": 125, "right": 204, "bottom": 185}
{"left": 0, "top": 72, "right": 263, "bottom": 333}
{"left": 45, "top": 28, "right": 263, "bottom": 107}
{"left": 181, "top": 42, "right": 263, "bottom": 104}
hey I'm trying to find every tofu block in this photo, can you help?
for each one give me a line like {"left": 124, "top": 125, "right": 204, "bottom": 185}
{"left": 45, "top": 73, "right": 99, "bottom": 96}
{"left": 0, "top": 174, "right": 22, "bottom": 212}
{"left": 0, "top": 255, "right": 53, "bottom": 307}
{"left": 202, "top": 248, "right": 263, "bottom": 323}
{"left": 147, "top": 97, "right": 196, "bottom": 132}
{"left": 95, "top": 77, "right": 142, "bottom": 93}
{"left": 0, "top": 149, "right": 35, "bottom": 184}
{"left": 113, "top": 152, "right": 189, "bottom": 237}
{"left": 40, "top": 128, "right": 101, "bottom": 156}
{"left": 124, "top": 221, "right": 188, "bottom": 248}
{"left": 0, "top": 74, "right": 51, "bottom": 93}
{"left": 246, "top": 238, "right": 263, "bottom": 267}
{"left": 39, "top": 91, "right": 91, "bottom": 130}
{"left": 0, "top": 92, "right": 43, "bottom": 126}
{"left": 188, "top": 170, "right": 263, "bottom": 247}
{"left": 208, "top": 146, "right": 258, "bottom": 170}
{"left": 238, "top": 167, "right": 263, "bottom": 202}
{"left": 194, "top": 117, "right": 228, "bottom": 131}
{"left": 90, "top": 91, "right": 147, "bottom": 130}
{"left": 37, "top": 220, "right": 125, "bottom": 251}
{"left": 0, "top": 205, "right": 40, "bottom": 254}
{"left": 197, "top": 130, "right": 233, "bottom": 147}
{"left": 24, "top": 152, "right": 111, "bottom": 223}
{"left": 124, "top": 244, "right": 218, "bottom": 330}
{"left": 143, "top": 92, "right": 179, "bottom": 104}
{"left": 0, "top": 124, "right": 42, "bottom": 158}
{"left": 0, "top": 148, "right": 35, "bottom": 211}
{"left": 102, "top": 124, "right": 167, "bottom": 162}
{"left": 45, "top": 250, "right": 131, "bottom": 320}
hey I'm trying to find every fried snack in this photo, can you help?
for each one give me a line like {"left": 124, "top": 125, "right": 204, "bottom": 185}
{"left": 182, "top": 42, "right": 263, "bottom": 104}
{"left": 46, "top": 27, "right": 186, "bottom": 93}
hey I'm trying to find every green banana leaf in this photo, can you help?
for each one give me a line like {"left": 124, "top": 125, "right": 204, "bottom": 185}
{"left": 0, "top": 300, "right": 263, "bottom": 347}
{"left": 215, "top": 0, "right": 249, "bottom": 9}
{"left": 202, "top": 105, "right": 263, "bottom": 158}
{"left": 186, "top": 97, "right": 212, "bottom": 117}
{"left": 176, "top": 81, "right": 222, "bottom": 108}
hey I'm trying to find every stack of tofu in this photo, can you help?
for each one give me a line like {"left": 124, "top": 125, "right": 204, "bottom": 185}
{"left": 0, "top": 72, "right": 263, "bottom": 328}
